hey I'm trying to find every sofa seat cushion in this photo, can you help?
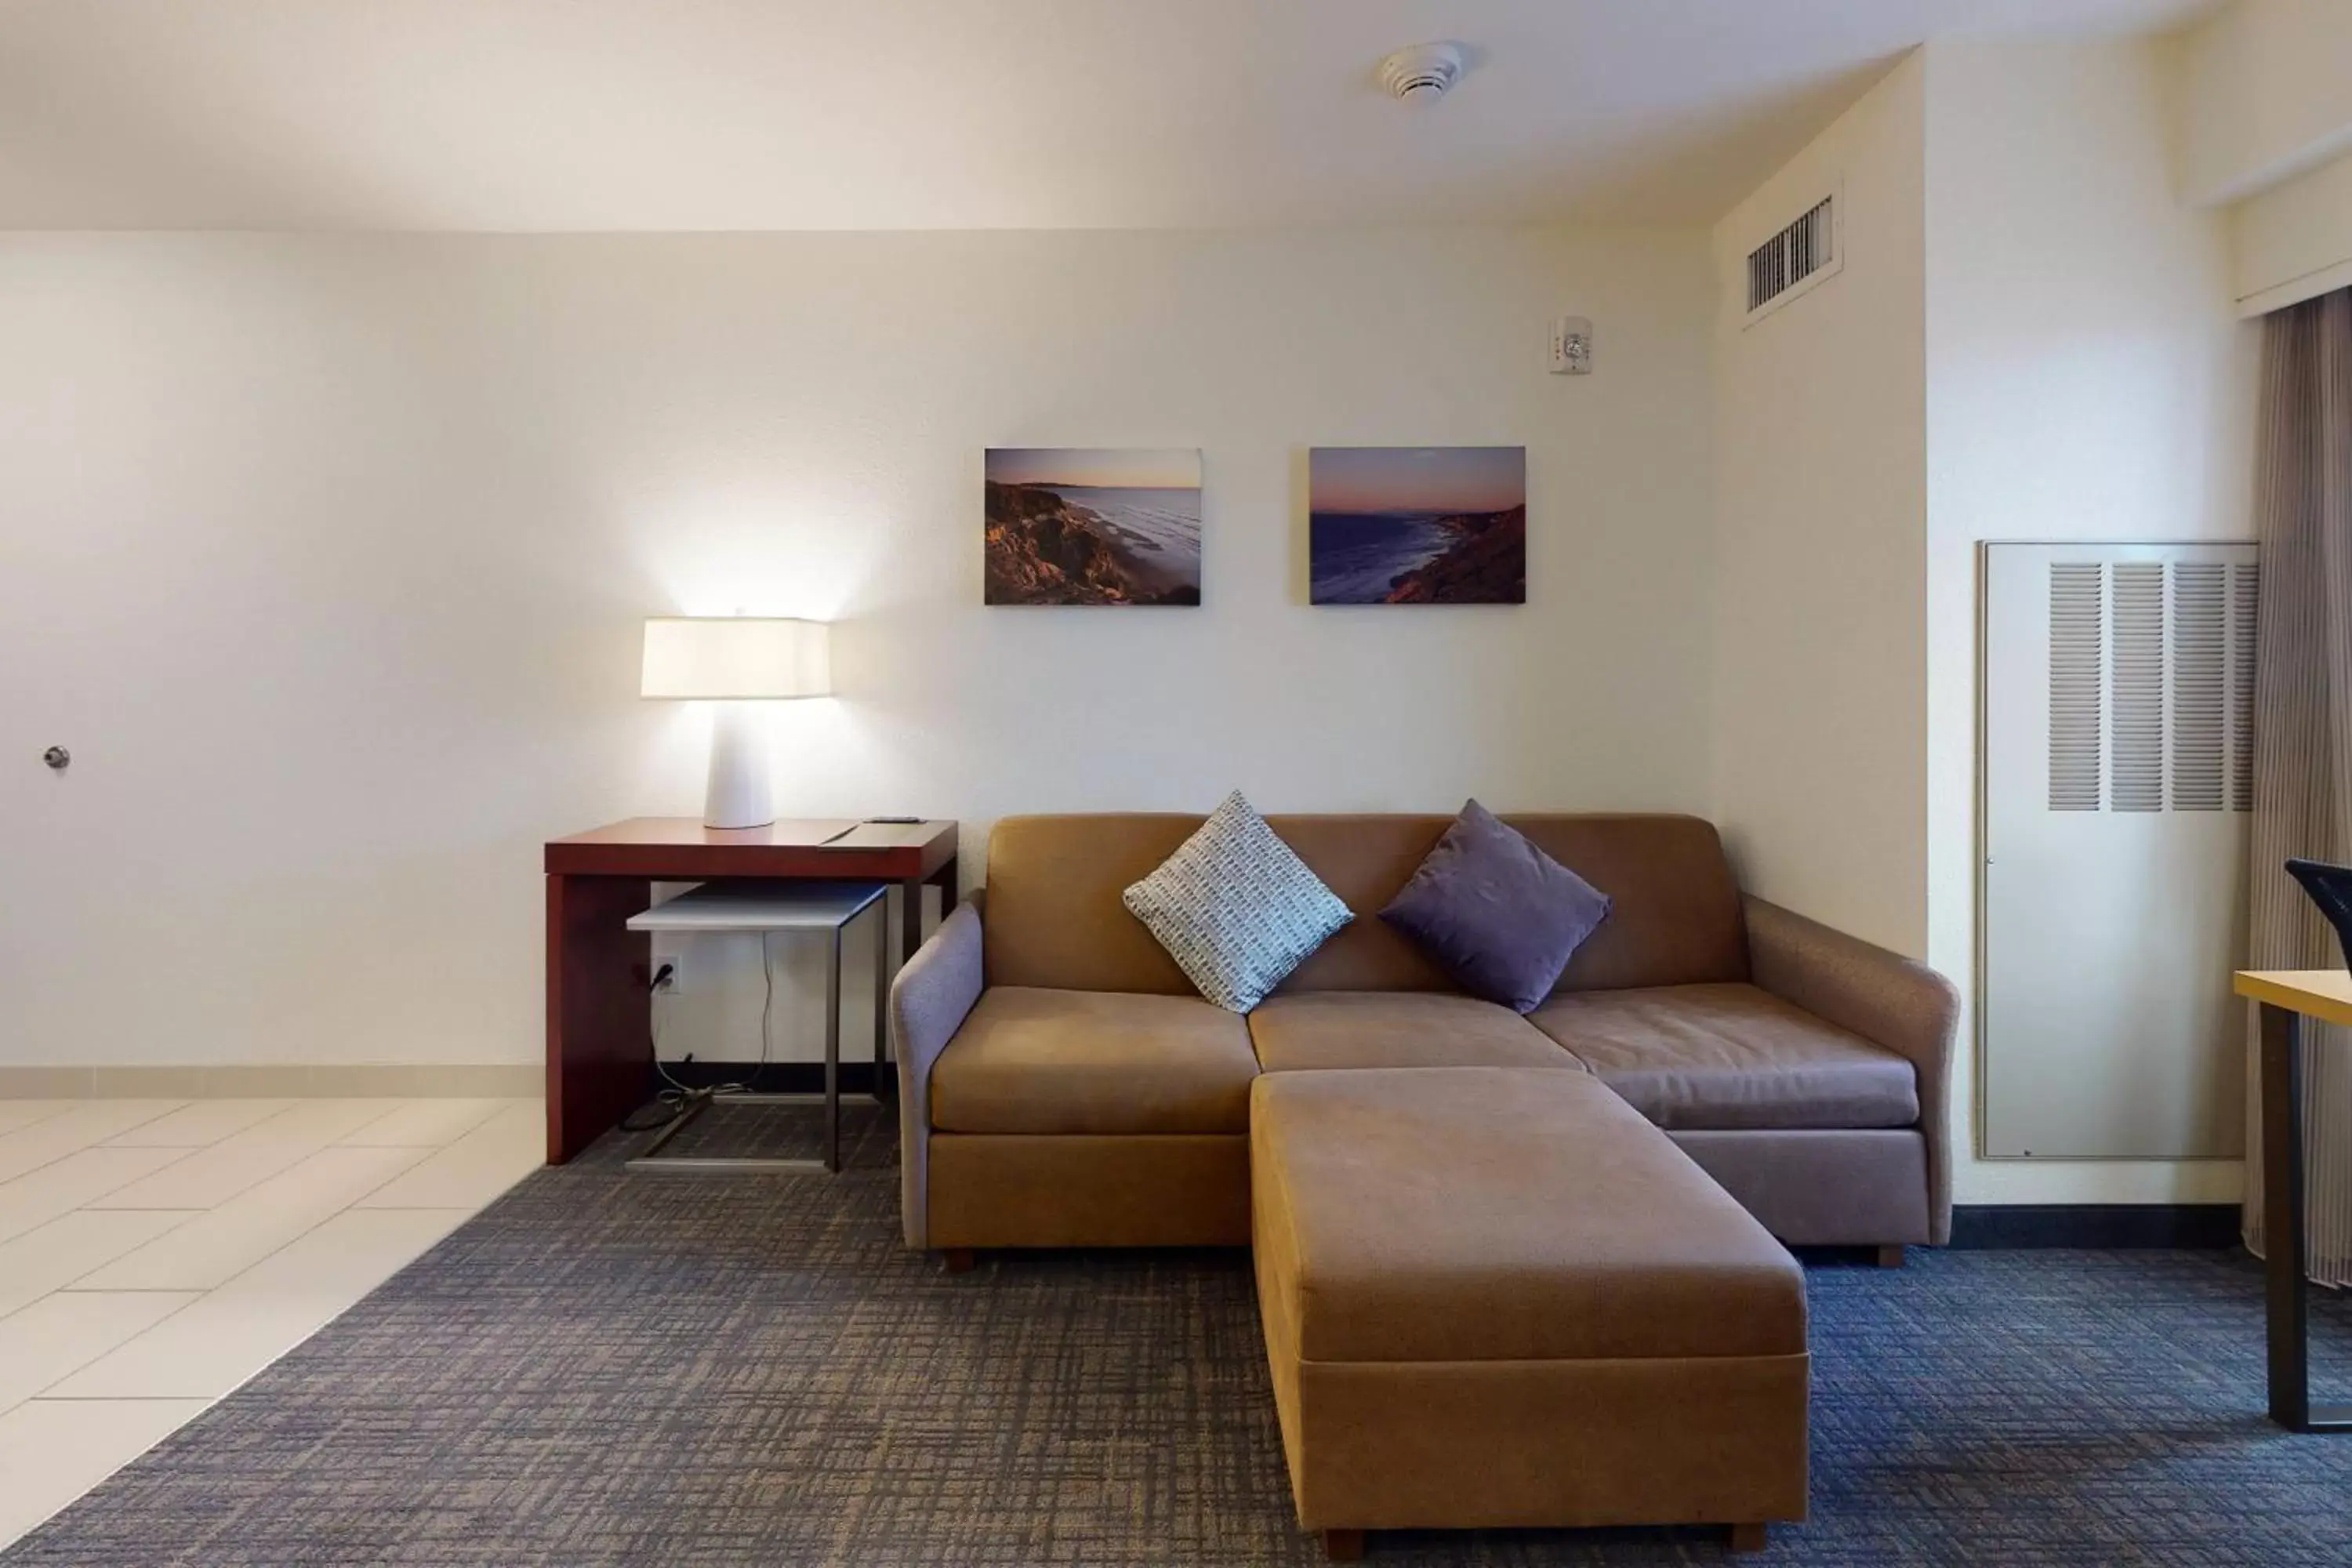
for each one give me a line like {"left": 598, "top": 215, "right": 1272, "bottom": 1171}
{"left": 928, "top": 986, "right": 1259, "bottom": 1135}
{"left": 1246, "top": 992, "right": 1585, "bottom": 1074}
{"left": 1252, "top": 1068, "right": 1806, "bottom": 1364}
{"left": 1530, "top": 982, "right": 1918, "bottom": 1131}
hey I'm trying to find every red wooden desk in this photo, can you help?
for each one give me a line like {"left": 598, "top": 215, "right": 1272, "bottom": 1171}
{"left": 543, "top": 817, "right": 959, "bottom": 1163}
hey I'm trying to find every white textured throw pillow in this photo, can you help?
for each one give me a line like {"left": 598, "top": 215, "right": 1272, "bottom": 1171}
{"left": 1123, "top": 792, "right": 1353, "bottom": 1012}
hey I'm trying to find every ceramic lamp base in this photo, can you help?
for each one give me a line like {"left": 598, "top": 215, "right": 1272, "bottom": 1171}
{"left": 703, "top": 702, "right": 774, "bottom": 829}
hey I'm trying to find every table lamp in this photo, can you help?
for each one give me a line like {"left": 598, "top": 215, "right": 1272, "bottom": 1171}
{"left": 641, "top": 616, "right": 831, "bottom": 829}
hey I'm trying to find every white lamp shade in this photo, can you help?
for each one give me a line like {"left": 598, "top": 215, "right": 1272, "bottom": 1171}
{"left": 640, "top": 617, "right": 831, "bottom": 700}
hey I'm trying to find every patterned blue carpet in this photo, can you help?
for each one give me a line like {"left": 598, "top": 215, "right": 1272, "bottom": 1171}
{"left": 7, "top": 1103, "right": 2352, "bottom": 1565}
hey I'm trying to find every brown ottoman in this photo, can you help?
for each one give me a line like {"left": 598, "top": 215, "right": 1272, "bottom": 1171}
{"left": 1250, "top": 1068, "right": 1809, "bottom": 1559}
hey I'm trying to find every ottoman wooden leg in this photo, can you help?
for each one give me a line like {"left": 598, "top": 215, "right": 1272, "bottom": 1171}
{"left": 1730, "top": 1522, "right": 1769, "bottom": 1552}
{"left": 1875, "top": 1244, "right": 1907, "bottom": 1269}
{"left": 1322, "top": 1528, "right": 1365, "bottom": 1561}
{"left": 941, "top": 1248, "right": 975, "bottom": 1275}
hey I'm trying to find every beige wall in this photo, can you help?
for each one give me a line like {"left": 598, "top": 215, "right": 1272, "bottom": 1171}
{"left": 2231, "top": 147, "right": 2352, "bottom": 314}
{"left": 2172, "top": 0, "right": 2352, "bottom": 207}
{"left": 1711, "top": 37, "right": 2258, "bottom": 1206}
{"left": 0, "top": 227, "right": 1716, "bottom": 1069}
{"left": 1, "top": 38, "right": 2274, "bottom": 1218}
{"left": 1923, "top": 36, "right": 2259, "bottom": 1205}
{"left": 1710, "top": 55, "right": 1929, "bottom": 958}
{"left": 2172, "top": 0, "right": 2352, "bottom": 314}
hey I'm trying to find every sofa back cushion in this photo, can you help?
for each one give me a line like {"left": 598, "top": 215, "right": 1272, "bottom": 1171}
{"left": 984, "top": 812, "right": 1748, "bottom": 997}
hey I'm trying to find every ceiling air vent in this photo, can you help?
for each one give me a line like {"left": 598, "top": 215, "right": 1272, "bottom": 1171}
{"left": 1744, "top": 194, "right": 1841, "bottom": 325}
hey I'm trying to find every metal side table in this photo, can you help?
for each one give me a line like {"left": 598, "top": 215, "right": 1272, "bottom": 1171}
{"left": 626, "top": 880, "right": 890, "bottom": 1174}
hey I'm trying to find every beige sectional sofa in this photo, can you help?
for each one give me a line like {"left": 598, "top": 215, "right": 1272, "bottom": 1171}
{"left": 887, "top": 811, "right": 1958, "bottom": 1555}
{"left": 894, "top": 811, "right": 1957, "bottom": 1255}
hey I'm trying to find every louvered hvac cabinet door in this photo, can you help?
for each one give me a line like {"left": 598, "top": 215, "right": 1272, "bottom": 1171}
{"left": 1980, "top": 542, "right": 2256, "bottom": 1160}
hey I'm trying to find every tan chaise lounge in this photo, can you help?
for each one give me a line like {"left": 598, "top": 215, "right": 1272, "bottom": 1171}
{"left": 1253, "top": 1068, "right": 1809, "bottom": 1558}
{"left": 887, "top": 810, "right": 1955, "bottom": 1553}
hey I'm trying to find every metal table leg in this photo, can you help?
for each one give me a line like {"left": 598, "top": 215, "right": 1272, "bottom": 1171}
{"left": 628, "top": 1084, "right": 713, "bottom": 1161}
{"left": 826, "top": 926, "right": 842, "bottom": 1174}
{"left": 2262, "top": 1001, "right": 2352, "bottom": 1432}
{"left": 873, "top": 899, "right": 891, "bottom": 1092}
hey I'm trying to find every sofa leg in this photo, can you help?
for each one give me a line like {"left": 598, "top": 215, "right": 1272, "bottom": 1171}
{"left": 1729, "top": 1522, "right": 1769, "bottom": 1552}
{"left": 1322, "top": 1528, "right": 1365, "bottom": 1561}
{"left": 1875, "top": 1244, "right": 1907, "bottom": 1269}
{"left": 941, "top": 1248, "right": 975, "bottom": 1275}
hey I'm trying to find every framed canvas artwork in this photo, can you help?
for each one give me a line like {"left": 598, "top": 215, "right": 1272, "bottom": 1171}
{"left": 1308, "top": 446, "right": 1526, "bottom": 604}
{"left": 984, "top": 448, "right": 1202, "bottom": 605}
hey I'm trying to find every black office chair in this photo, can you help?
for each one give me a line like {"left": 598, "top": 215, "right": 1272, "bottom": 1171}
{"left": 2286, "top": 858, "right": 2352, "bottom": 971}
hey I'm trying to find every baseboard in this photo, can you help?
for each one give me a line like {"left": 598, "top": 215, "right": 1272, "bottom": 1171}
{"left": 1947, "top": 1203, "right": 2242, "bottom": 1250}
{"left": 0, "top": 1064, "right": 543, "bottom": 1099}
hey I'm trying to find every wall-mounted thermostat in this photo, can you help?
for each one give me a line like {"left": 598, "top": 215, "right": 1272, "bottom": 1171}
{"left": 1548, "top": 317, "right": 1592, "bottom": 375}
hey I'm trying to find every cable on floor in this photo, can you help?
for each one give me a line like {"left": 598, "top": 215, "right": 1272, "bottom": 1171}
{"left": 619, "top": 935, "right": 778, "bottom": 1134}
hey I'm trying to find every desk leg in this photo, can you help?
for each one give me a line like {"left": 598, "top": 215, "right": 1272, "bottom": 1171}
{"left": 2262, "top": 1001, "right": 2352, "bottom": 1432}
{"left": 826, "top": 926, "right": 843, "bottom": 1174}
{"left": 898, "top": 855, "right": 960, "bottom": 969}
{"left": 546, "top": 874, "right": 652, "bottom": 1165}
{"left": 872, "top": 899, "right": 890, "bottom": 1083}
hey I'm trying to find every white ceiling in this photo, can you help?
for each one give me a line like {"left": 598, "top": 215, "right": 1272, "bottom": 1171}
{"left": 0, "top": 0, "right": 2219, "bottom": 231}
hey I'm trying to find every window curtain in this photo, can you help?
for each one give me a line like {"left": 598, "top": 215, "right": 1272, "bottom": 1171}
{"left": 2245, "top": 286, "right": 2352, "bottom": 1281}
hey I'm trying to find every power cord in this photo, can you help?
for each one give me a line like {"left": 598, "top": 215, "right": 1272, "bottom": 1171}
{"left": 618, "top": 937, "right": 779, "bottom": 1134}
{"left": 747, "top": 928, "right": 776, "bottom": 1092}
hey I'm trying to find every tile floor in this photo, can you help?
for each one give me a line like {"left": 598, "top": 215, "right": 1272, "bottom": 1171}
{"left": 0, "top": 1096, "right": 543, "bottom": 1550}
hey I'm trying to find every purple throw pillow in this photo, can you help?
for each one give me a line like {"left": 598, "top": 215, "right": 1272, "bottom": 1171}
{"left": 1380, "top": 800, "right": 1612, "bottom": 1014}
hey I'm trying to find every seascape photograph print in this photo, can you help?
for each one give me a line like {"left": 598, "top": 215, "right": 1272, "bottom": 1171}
{"left": 984, "top": 448, "right": 1202, "bottom": 606}
{"left": 1308, "top": 445, "right": 1526, "bottom": 604}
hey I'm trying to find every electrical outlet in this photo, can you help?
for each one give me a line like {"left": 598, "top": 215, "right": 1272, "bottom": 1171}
{"left": 652, "top": 949, "right": 684, "bottom": 994}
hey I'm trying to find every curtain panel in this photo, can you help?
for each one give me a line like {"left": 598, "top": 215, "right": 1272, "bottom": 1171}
{"left": 2245, "top": 287, "right": 2352, "bottom": 1279}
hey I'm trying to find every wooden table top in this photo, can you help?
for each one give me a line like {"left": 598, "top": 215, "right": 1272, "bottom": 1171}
{"left": 545, "top": 816, "right": 957, "bottom": 880}
{"left": 2236, "top": 969, "right": 2352, "bottom": 1029}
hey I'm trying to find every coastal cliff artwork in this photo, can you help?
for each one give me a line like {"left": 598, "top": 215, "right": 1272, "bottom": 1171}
{"left": 984, "top": 448, "right": 1202, "bottom": 606}
{"left": 1308, "top": 446, "right": 1526, "bottom": 604}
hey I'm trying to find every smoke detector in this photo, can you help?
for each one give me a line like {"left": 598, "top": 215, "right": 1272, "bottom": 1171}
{"left": 1377, "top": 42, "right": 1464, "bottom": 104}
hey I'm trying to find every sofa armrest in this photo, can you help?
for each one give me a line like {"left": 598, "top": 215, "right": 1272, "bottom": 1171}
{"left": 1742, "top": 895, "right": 1961, "bottom": 1245}
{"left": 891, "top": 892, "right": 985, "bottom": 1248}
